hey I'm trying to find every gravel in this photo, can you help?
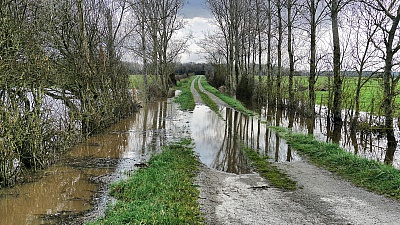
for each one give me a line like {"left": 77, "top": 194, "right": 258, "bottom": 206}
{"left": 196, "top": 158, "right": 400, "bottom": 225}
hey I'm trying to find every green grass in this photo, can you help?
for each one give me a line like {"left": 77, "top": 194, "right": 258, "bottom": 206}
{"left": 314, "top": 77, "right": 386, "bottom": 115}
{"left": 199, "top": 76, "right": 256, "bottom": 116}
{"left": 129, "top": 75, "right": 142, "bottom": 89}
{"left": 271, "top": 127, "right": 400, "bottom": 199}
{"left": 242, "top": 144, "right": 297, "bottom": 190}
{"left": 174, "top": 76, "right": 196, "bottom": 111}
{"left": 88, "top": 139, "right": 204, "bottom": 225}
{"left": 129, "top": 74, "right": 160, "bottom": 90}
{"left": 193, "top": 76, "right": 222, "bottom": 117}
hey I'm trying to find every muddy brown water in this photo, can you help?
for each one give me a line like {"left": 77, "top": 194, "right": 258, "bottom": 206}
{"left": 0, "top": 92, "right": 399, "bottom": 224}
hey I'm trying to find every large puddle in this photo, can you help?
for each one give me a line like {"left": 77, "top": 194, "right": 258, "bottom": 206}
{"left": 0, "top": 92, "right": 399, "bottom": 224}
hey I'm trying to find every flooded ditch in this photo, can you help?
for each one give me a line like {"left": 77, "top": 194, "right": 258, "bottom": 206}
{"left": 0, "top": 91, "right": 399, "bottom": 224}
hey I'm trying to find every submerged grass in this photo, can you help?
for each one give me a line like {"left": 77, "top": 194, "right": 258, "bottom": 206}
{"left": 272, "top": 127, "right": 400, "bottom": 199}
{"left": 199, "top": 76, "right": 255, "bottom": 116}
{"left": 175, "top": 76, "right": 196, "bottom": 111}
{"left": 242, "top": 144, "right": 297, "bottom": 190}
{"left": 89, "top": 139, "right": 204, "bottom": 225}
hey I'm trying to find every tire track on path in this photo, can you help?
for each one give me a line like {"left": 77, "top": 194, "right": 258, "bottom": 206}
{"left": 191, "top": 75, "right": 230, "bottom": 108}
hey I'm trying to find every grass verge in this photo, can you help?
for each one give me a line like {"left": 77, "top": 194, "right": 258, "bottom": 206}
{"left": 174, "top": 76, "right": 196, "bottom": 110}
{"left": 271, "top": 127, "right": 400, "bottom": 199}
{"left": 193, "top": 76, "right": 222, "bottom": 117}
{"left": 199, "top": 76, "right": 255, "bottom": 116}
{"left": 242, "top": 144, "right": 297, "bottom": 190}
{"left": 88, "top": 139, "right": 204, "bottom": 225}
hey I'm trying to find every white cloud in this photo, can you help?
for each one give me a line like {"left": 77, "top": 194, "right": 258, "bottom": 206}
{"left": 178, "top": 17, "right": 217, "bottom": 63}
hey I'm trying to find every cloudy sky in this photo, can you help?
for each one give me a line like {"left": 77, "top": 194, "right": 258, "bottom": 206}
{"left": 178, "top": 0, "right": 216, "bottom": 63}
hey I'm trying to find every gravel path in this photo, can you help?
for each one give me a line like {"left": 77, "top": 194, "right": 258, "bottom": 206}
{"left": 192, "top": 76, "right": 400, "bottom": 225}
{"left": 191, "top": 76, "right": 231, "bottom": 108}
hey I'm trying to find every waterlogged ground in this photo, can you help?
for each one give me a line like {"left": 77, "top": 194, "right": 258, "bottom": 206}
{"left": 0, "top": 99, "right": 192, "bottom": 225}
{"left": 191, "top": 77, "right": 400, "bottom": 224}
{"left": 1, "top": 76, "right": 400, "bottom": 224}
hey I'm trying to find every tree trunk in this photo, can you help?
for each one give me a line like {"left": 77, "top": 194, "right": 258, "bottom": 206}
{"left": 287, "top": 0, "right": 294, "bottom": 109}
{"left": 141, "top": 0, "right": 148, "bottom": 100}
{"left": 383, "top": 45, "right": 397, "bottom": 164}
{"left": 277, "top": 0, "right": 282, "bottom": 107}
{"left": 267, "top": 0, "right": 273, "bottom": 105}
{"left": 309, "top": 0, "right": 316, "bottom": 117}
{"left": 331, "top": 0, "right": 342, "bottom": 124}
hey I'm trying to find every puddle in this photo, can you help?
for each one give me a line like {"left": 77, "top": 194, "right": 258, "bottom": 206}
{"left": 0, "top": 165, "right": 107, "bottom": 225}
{"left": 191, "top": 104, "right": 301, "bottom": 174}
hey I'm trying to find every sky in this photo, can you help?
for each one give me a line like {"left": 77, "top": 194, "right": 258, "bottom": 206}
{"left": 178, "top": 0, "right": 216, "bottom": 63}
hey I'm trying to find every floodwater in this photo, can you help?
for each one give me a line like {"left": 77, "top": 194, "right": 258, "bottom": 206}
{"left": 191, "top": 105, "right": 301, "bottom": 174}
{"left": 0, "top": 97, "right": 191, "bottom": 225}
{"left": 0, "top": 91, "right": 399, "bottom": 224}
{"left": 259, "top": 105, "right": 400, "bottom": 168}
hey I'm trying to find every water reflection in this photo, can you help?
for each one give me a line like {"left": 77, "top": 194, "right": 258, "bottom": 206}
{"left": 0, "top": 165, "right": 107, "bottom": 225}
{"left": 191, "top": 105, "right": 301, "bottom": 174}
{"left": 0, "top": 98, "right": 192, "bottom": 225}
{"left": 1, "top": 93, "right": 358, "bottom": 224}
{"left": 262, "top": 106, "right": 400, "bottom": 168}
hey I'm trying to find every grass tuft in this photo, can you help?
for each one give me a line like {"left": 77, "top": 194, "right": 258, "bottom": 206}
{"left": 199, "top": 76, "right": 256, "bottom": 116}
{"left": 193, "top": 76, "right": 222, "bottom": 117}
{"left": 174, "top": 76, "right": 196, "bottom": 111}
{"left": 271, "top": 127, "right": 400, "bottom": 199}
{"left": 89, "top": 139, "right": 204, "bottom": 225}
{"left": 242, "top": 144, "right": 297, "bottom": 191}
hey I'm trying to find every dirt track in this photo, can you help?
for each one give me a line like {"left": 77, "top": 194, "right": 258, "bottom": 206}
{"left": 191, "top": 76, "right": 400, "bottom": 225}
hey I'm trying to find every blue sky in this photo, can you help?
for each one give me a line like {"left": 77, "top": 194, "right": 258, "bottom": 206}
{"left": 182, "top": 0, "right": 212, "bottom": 19}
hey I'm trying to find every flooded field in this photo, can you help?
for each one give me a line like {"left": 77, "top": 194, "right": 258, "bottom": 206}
{"left": 0, "top": 98, "right": 190, "bottom": 225}
{"left": 0, "top": 91, "right": 399, "bottom": 224}
{"left": 259, "top": 105, "right": 400, "bottom": 168}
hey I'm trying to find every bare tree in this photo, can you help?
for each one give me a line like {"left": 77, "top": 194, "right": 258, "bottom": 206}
{"left": 299, "top": 0, "right": 328, "bottom": 116}
{"left": 129, "top": 0, "right": 187, "bottom": 96}
{"left": 346, "top": 3, "right": 379, "bottom": 127}
{"left": 365, "top": 0, "right": 400, "bottom": 164}
{"left": 267, "top": 0, "right": 274, "bottom": 104}
{"left": 207, "top": 0, "right": 246, "bottom": 95}
{"left": 286, "top": 0, "right": 299, "bottom": 109}
{"left": 276, "top": 0, "right": 283, "bottom": 107}
{"left": 327, "top": 0, "right": 342, "bottom": 124}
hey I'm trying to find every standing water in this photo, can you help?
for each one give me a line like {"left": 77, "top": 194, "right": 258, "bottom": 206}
{"left": 0, "top": 97, "right": 192, "bottom": 225}
{"left": 0, "top": 91, "right": 397, "bottom": 224}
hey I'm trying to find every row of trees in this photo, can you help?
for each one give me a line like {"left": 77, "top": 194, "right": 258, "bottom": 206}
{"left": 202, "top": 0, "right": 400, "bottom": 164}
{"left": 126, "top": 0, "right": 188, "bottom": 99}
{"left": 0, "top": 0, "right": 134, "bottom": 186}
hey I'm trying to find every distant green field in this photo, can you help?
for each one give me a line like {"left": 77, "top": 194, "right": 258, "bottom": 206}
{"left": 129, "top": 75, "right": 142, "bottom": 89}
